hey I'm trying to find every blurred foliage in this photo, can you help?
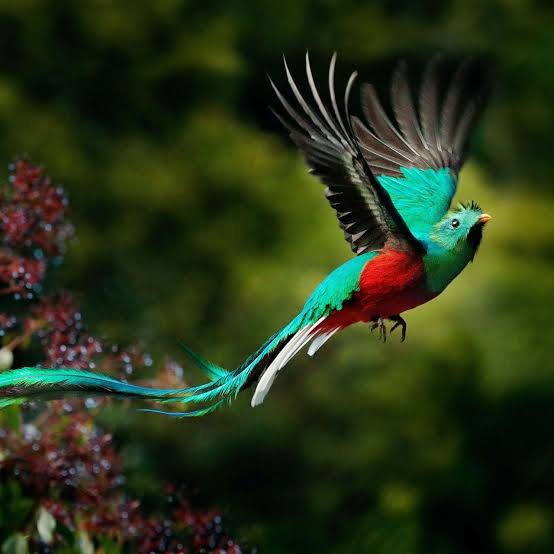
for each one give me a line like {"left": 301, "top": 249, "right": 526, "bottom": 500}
{"left": 0, "top": 0, "right": 552, "bottom": 552}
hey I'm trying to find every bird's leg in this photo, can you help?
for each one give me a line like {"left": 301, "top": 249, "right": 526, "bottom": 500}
{"left": 389, "top": 315, "right": 407, "bottom": 342}
{"left": 370, "top": 317, "right": 387, "bottom": 343}
{"left": 370, "top": 319, "right": 379, "bottom": 336}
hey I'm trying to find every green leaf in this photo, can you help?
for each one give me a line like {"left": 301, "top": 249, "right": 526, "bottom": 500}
{"left": 1, "top": 534, "right": 29, "bottom": 554}
{"left": 0, "top": 405, "right": 21, "bottom": 432}
{"left": 0, "top": 482, "right": 34, "bottom": 534}
{"left": 36, "top": 506, "right": 56, "bottom": 543}
{"left": 98, "top": 538, "right": 121, "bottom": 554}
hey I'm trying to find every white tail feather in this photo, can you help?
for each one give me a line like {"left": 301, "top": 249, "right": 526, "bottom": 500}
{"left": 251, "top": 317, "right": 325, "bottom": 407}
{"left": 307, "top": 328, "right": 338, "bottom": 356}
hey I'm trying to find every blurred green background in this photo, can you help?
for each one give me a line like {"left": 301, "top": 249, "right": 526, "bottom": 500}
{"left": 0, "top": 1, "right": 553, "bottom": 552}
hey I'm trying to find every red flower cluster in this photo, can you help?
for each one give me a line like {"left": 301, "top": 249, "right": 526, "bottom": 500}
{"left": 0, "top": 160, "right": 72, "bottom": 256}
{"left": 0, "top": 412, "right": 243, "bottom": 552}
{"left": 1, "top": 412, "right": 122, "bottom": 503}
{"left": 32, "top": 293, "right": 102, "bottom": 368}
{"left": 0, "top": 160, "right": 72, "bottom": 300}
{"left": 0, "top": 160, "right": 250, "bottom": 552}
{"left": 0, "top": 253, "right": 45, "bottom": 299}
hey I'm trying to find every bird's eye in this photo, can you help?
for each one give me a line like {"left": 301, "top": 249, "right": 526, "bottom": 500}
{"left": 451, "top": 219, "right": 460, "bottom": 229}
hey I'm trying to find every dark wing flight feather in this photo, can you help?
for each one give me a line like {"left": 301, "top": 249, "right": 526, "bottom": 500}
{"left": 355, "top": 57, "right": 489, "bottom": 178}
{"left": 418, "top": 57, "right": 442, "bottom": 163}
{"left": 390, "top": 61, "right": 429, "bottom": 158}
{"left": 271, "top": 53, "right": 423, "bottom": 255}
{"left": 439, "top": 60, "right": 470, "bottom": 150}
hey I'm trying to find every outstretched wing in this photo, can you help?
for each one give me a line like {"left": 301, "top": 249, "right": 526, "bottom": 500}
{"left": 352, "top": 57, "right": 489, "bottom": 236}
{"left": 271, "top": 53, "right": 424, "bottom": 256}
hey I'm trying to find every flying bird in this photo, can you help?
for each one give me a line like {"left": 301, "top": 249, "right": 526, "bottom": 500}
{"left": 0, "top": 53, "right": 491, "bottom": 416}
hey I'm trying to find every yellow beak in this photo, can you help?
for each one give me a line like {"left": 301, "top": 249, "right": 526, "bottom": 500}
{"left": 477, "top": 213, "right": 492, "bottom": 224}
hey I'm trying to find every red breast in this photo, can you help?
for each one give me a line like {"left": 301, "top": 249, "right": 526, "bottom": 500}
{"left": 322, "top": 250, "right": 430, "bottom": 330}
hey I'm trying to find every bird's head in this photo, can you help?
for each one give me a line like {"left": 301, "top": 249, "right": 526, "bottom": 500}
{"left": 431, "top": 201, "right": 491, "bottom": 259}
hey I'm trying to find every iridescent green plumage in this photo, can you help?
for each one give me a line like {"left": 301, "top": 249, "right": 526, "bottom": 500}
{"left": 378, "top": 167, "right": 456, "bottom": 238}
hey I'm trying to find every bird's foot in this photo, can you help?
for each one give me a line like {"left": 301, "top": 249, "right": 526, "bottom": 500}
{"left": 389, "top": 315, "right": 407, "bottom": 342}
{"left": 370, "top": 318, "right": 387, "bottom": 343}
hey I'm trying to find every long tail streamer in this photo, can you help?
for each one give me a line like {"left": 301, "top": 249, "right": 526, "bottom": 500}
{"left": 0, "top": 314, "right": 332, "bottom": 417}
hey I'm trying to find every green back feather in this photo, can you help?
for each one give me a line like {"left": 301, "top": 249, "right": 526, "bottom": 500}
{"left": 378, "top": 167, "right": 456, "bottom": 239}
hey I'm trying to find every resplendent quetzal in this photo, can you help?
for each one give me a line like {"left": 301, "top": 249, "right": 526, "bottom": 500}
{"left": 0, "top": 54, "right": 491, "bottom": 416}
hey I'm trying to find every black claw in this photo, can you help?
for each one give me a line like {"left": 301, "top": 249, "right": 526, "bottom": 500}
{"left": 369, "top": 318, "right": 387, "bottom": 343}
{"left": 389, "top": 315, "right": 407, "bottom": 342}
